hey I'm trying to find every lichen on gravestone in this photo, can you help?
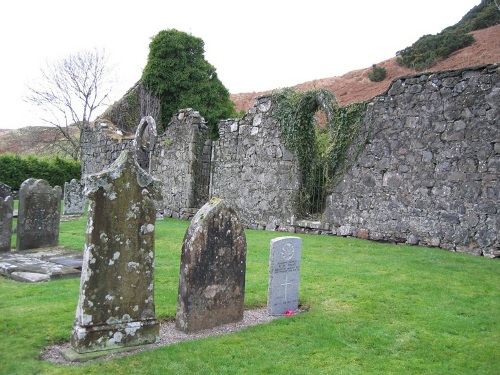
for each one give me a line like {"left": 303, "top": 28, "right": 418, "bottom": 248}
{"left": 70, "top": 149, "right": 162, "bottom": 354}
{"left": 16, "top": 179, "right": 62, "bottom": 251}
{"left": 176, "top": 198, "right": 247, "bottom": 333}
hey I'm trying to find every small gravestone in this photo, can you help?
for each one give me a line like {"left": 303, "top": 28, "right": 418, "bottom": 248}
{"left": 63, "top": 179, "right": 85, "bottom": 215}
{"left": 16, "top": 179, "right": 62, "bottom": 251}
{"left": 69, "top": 150, "right": 161, "bottom": 355}
{"left": 267, "top": 236, "right": 302, "bottom": 315}
{"left": 0, "top": 182, "right": 12, "bottom": 199}
{"left": 176, "top": 198, "right": 247, "bottom": 333}
{"left": 0, "top": 196, "right": 13, "bottom": 252}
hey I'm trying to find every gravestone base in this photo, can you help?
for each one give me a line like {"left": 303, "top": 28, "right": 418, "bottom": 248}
{"left": 60, "top": 342, "right": 154, "bottom": 362}
{"left": 69, "top": 319, "right": 159, "bottom": 355}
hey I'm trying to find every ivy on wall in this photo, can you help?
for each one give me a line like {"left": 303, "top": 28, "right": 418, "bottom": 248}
{"left": 271, "top": 88, "right": 368, "bottom": 218}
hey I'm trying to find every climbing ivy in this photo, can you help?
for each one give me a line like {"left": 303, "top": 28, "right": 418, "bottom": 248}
{"left": 271, "top": 88, "right": 368, "bottom": 218}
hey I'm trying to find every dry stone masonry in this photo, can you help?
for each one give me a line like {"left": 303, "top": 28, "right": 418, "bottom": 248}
{"left": 16, "top": 178, "right": 62, "bottom": 251}
{"left": 70, "top": 149, "right": 162, "bottom": 354}
{"left": 81, "top": 64, "right": 499, "bottom": 258}
{"left": 326, "top": 64, "right": 499, "bottom": 257}
{"left": 176, "top": 198, "right": 247, "bottom": 333}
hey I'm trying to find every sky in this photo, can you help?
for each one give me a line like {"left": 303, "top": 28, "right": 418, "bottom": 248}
{"left": 0, "top": 0, "right": 482, "bottom": 129}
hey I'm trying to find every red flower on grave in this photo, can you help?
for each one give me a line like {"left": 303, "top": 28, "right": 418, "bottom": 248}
{"left": 285, "top": 310, "right": 295, "bottom": 316}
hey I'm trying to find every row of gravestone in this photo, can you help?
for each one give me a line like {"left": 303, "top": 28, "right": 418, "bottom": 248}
{"left": 63, "top": 149, "right": 302, "bottom": 358}
{"left": 0, "top": 179, "right": 85, "bottom": 252}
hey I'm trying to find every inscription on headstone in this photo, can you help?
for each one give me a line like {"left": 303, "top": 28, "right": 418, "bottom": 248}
{"left": 176, "top": 198, "right": 247, "bottom": 333}
{"left": 0, "top": 196, "right": 13, "bottom": 252}
{"left": 69, "top": 150, "right": 161, "bottom": 354}
{"left": 16, "top": 179, "right": 62, "bottom": 251}
{"left": 267, "top": 236, "right": 302, "bottom": 316}
{"left": 63, "top": 179, "right": 85, "bottom": 215}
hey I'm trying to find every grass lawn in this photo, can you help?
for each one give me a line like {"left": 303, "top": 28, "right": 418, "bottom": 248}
{"left": 1, "top": 216, "right": 499, "bottom": 374}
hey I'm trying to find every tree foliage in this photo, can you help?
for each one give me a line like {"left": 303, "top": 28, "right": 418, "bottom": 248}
{"left": 396, "top": 0, "right": 499, "bottom": 70}
{"left": 0, "top": 154, "right": 81, "bottom": 190}
{"left": 25, "top": 48, "right": 114, "bottom": 160}
{"left": 142, "top": 29, "right": 237, "bottom": 137}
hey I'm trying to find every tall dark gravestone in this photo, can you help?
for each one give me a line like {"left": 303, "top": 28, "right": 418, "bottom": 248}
{"left": 16, "top": 179, "right": 62, "bottom": 250}
{"left": 69, "top": 150, "right": 162, "bottom": 354}
{"left": 0, "top": 196, "right": 13, "bottom": 252}
{"left": 176, "top": 198, "right": 247, "bottom": 333}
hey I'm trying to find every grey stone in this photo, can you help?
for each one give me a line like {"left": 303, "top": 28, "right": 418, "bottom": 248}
{"left": 63, "top": 179, "right": 85, "bottom": 215}
{"left": 0, "top": 182, "right": 12, "bottom": 199}
{"left": 16, "top": 179, "right": 62, "bottom": 251}
{"left": 0, "top": 196, "right": 13, "bottom": 252}
{"left": 267, "top": 236, "right": 301, "bottom": 316}
{"left": 176, "top": 198, "right": 247, "bottom": 333}
{"left": 0, "top": 247, "right": 81, "bottom": 279}
{"left": 10, "top": 271, "right": 50, "bottom": 283}
{"left": 70, "top": 149, "right": 162, "bottom": 354}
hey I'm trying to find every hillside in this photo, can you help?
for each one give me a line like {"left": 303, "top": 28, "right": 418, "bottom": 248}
{"left": 231, "top": 24, "right": 500, "bottom": 112}
{"left": 1, "top": 24, "right": 499, "bottom": 156}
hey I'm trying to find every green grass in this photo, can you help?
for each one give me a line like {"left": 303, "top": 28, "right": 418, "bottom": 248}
{"left": 1, "top": 217, "right": 499, "bottom": 374}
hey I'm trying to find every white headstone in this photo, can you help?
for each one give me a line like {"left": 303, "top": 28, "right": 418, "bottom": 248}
{"left": 267, "top": 236, "right": 302, "bottom": 316}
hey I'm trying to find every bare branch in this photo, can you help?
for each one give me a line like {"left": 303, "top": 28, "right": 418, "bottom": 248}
{"left": 25, "top": 48, "right": 115, "bottom": 160}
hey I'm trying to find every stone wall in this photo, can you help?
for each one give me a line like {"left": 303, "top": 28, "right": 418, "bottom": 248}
{"left": 152, "top": 109, "right": 212, "bottom": 219}
{"left": 326, "top": 64, "right": 499, "bottom": 258}
{"left": 81, "top": 64, "right": 499, "bottom": 257}
{"left": 211, "top": 96, "right": 297, "bottom": 229}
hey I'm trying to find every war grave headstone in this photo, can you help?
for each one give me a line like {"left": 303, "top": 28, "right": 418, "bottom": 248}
{"left": 67, "top": 148, "right": 162, "bottom": 358}
{"left": 267, "top": 236, "right": 302, "bottom": 316}
{"left": 176, "top": 198, "right": 247, "bottom": 333}
{"left": 0, "top": 195, "right": 13, "bottom": 252}
{"left": 16, "top": 178, "right": 62, "bottom": 251}
{"left": 63, "top": 179, "right": 85, "bottom": 215}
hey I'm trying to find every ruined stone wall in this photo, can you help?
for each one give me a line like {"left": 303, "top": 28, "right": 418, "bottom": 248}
{"left": 80, "top": 64, "right": 499, "bottom": 257}
{"left": 211, "top": 96, "right": 297, "bottom": 229}
{"left": 326, "top": 64, "right": 499, "bottom": 258}
{"left": 151, "top": 109, "right": 211, "bottom": 219}
{"left": 81, "top": 122, "right": 134, "bottom": 176}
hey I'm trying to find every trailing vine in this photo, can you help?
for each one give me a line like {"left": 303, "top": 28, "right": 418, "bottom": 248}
{"left": 271, "top": 88, "right": 368, "bottom": 218}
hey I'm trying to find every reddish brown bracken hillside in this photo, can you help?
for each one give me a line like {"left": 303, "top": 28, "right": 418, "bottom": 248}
{"left": 231, "top": 24, "right": 500, "bottom": 112}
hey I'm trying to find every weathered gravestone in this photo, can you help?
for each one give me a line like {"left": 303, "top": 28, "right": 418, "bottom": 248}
{"left": 176, "top": 198, "right": 247, "bottom": 333}
{"left": 267, "top": 236, "right": 302, "bottom": 315}
{"left": 63, "top": 179, "right": 85, "bottom": 215}
{"left": 0, "top": 196, "right": 13, "bottom": 252}
{"left": 0, "top": 182, "right": 12, "bottom": 199}
{"left": 69, "top": 150, "right": 162, "bottom": 354}
{"left": 16, "top": 179, "right": 62, "bottom": 251}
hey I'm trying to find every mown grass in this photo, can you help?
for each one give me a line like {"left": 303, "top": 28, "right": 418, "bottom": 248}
{"left": 1, "top": 217, "right": 499, "bottom": 374}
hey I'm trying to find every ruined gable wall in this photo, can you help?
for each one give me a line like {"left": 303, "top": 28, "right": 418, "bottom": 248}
{"left": 151, "top": 109, "right": 210, "bottom": 219}
{"left": 81, "top": 123, "right": 134, "bottom": 176}
{"left": 326, "top": 64, "right": 499, "bottom": 257}
{"left": 211, "top": 96, "right": 297, "bottom": 229}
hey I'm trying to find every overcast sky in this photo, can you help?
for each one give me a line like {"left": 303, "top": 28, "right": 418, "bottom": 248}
{"left": 1, "top": 0, "right": 481, "bottom": 129}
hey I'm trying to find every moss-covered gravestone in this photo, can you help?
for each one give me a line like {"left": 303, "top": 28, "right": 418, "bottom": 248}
{"left": 16, "top": 179, "right": 62, "bottom": 250}
{"left": 69, "top": 150, "right": 162, "bottom": 355}
{"left": 176, "top": 198, "right": 247, "bottom": 333}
